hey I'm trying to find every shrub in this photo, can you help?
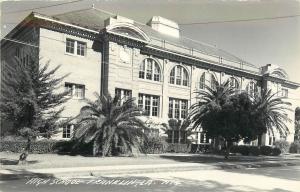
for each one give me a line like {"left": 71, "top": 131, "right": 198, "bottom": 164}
{"left": 260, "top": 146, "right": 273, "bottom": 156}
{"left": 274, "top": 140, "right": 290, "bottom": 154}
{"left": 143, "top": 136, "right": 169, "bottom": 154}
{"left": 272, "top": 148, "right": 281, "bottom": 156}
{"left": 230, "top": 145, "right": 250, "bottom": 156}
{"left": 0, "top": 139, "right": 58, "bottom": 153}
{"left": 289, "top": 141, "right": 300, "bottom": 153}
{"left": 249, "top": 146, "right": 260, "bottom": 156}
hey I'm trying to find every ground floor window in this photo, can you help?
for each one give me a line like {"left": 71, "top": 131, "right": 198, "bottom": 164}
{"left": 138, "top": 93, "right": 160, "bottom": 117}
{"left": 195, "top": 132, "right": 209, "bottom": 144}
{"left": 62, "top": 124, "right": 73, "bottom": 138}
{"left": 65, "top": 82, "right": 85, "bottom": 99}
{"left": 269, "top": 135, "right": 276, "bottom": 145}
{"left": 115, "top": 88, "right": 132, "bottom": 104}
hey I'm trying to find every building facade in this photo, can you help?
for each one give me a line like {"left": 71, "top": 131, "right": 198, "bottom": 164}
{"left": 1, "top": 8, "right": 300, "bottom": 145}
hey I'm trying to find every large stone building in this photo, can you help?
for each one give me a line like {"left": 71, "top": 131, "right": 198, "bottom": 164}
{"left": 1, "top": 7, "right": 300, "bottom": 145}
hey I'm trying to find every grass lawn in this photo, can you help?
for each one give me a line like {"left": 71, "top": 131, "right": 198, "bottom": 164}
{"left": 1, "top": 152, "right": 299, "bottom": 170}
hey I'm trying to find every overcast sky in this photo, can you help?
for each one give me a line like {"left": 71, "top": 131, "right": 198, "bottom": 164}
{"left": 1, "top": 0, "right": 300, "bottom": 83}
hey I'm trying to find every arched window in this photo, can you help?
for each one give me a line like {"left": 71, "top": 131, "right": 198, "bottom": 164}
{"left": 139, "top": 58, "right": 161, "bottom": 82}
{"left": 169, "top": 65, "right": 189, "bottom": 86}
{"left": 210, "top": 74, "right": 217, "bottom": 90}
{"left": 199, "top": 72, "right": 217, "bottom": 90}
{"left": 247, "top": 81, "right": 258, "bottom": 96}
{"left": 229, "top": 77, "right": 239, "bottom": 89}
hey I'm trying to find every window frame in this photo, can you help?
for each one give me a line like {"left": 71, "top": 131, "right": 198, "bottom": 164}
{"left": 168, "top": 97, "right": 188, "bottom": 119}
{"left": 139, "top": 58, "right": 161, "bottom": 82}
{"left": 64, "top": 82, "right": 85, "bottom": 99}
{"left": 65, "top": 38, "right": 87, "bottom": 57}
{"left": 62, "top": 124, "right": 72, "bottom": 138}
{"left": 138, "top": 93, "right": 160, "bottom": 117}
{"left": 169, "top": 65, "right": 189, "bottom": 87}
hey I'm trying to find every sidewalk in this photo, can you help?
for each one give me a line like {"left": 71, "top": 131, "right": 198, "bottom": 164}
{"left": 1, "top": 153, "right": 300, "bottom": 179}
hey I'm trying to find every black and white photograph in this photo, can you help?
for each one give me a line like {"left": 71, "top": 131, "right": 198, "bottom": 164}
{"left": 1, "top": 0, "right": 300, "bottom": 191}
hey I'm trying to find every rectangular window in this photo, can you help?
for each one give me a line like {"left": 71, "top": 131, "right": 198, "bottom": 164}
{"left": 66, "top": 38, "right": 86, "bottom": 56}
{"left": 74, "top": 85, "right": 85, "bottom": 99}
{"left": 115, "top": 88, "right": 132, "bottom": 104}
{"left": 66, "top": 38, "right": 75, "bottom": 54}
{"left": 138, "top": 93, "right": 160, "bottom": 117}
{"left": 169, "top": 98, "right": 188, "bottom": 119}
{"left": 282, "top": 88, "right": 288, "bottom": 98}
{"left": 62, "top": 124, "right": 72, "bottom": 138}
{"left": 77, "top": 41, "right": 86, "bottom": 56}
{"left": 139, "top": 63, "right": 145, "bottom": 79}
{"left": 65, "top": 83, "right": 85, "bottom": 99}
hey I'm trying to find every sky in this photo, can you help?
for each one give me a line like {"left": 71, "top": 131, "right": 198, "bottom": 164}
{"left": 1, "top": 0, "right": 300, "bottom": 83}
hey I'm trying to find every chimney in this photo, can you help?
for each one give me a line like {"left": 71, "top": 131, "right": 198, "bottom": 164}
{"left": 147, "top": 16, "right": 180, "bottom": 38}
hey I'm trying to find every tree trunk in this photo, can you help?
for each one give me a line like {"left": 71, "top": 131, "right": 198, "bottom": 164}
{"left": 225, "top": 140, "right": 233, "bottom": 159}
{"left": 18, "top": 137, "right": 31, "bottom": 164}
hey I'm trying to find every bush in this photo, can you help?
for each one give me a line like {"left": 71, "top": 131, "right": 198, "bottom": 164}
{"left": 230, "top": 145, "right": 250, "bottom": 156}
{"left": 249, "top": 146, "right": 260, "bottom": 156}
{"left": 289, "top": 141, "right": 300, "bottom": 153}
{"left": 0, "top": 138, "right": 78, "bottom": 154}
{"left": 274, "top": 140, "right": 290, "bottom": 154}
{"left": 143, "top": 136, "right": 169, "bottom": 154}
{"left": 272, "top": 148, "right": 281, "bottom": 156}
{"left": 260, "top": 146, "right": 273, "bottom": 156}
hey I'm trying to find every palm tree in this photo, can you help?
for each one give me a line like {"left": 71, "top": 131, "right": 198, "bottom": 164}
{"left": 74, "top": 93, "right": 147, "bottom": 157}
{"left": 252, "top": 89, "right": 292, "bottom": 144}
{"left": 189, "top": 80, "right": 235, "bottom": 133}
{"left": 189, "top": 80, "right": 236, "bottom": 157}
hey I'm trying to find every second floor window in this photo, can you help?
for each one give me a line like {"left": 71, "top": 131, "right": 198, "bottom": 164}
{"left": 138, "top": 93, "right": 160, "bottom": 117}
{"left": 66, "top": 38, "right": 86, "bottom": 56}
{"left": 169, "top": 65, "right": 189, "bottom": 87}
{"left": 139, "top": 58, "right": 161, "bottom": 82}
{"left": 65, "top": 82, "right": 85, "bottom": 99}
{"left": 168, "top": 98, "right": 188, "bottom": 119}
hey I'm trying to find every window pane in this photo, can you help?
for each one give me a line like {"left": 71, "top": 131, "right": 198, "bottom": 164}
{"left": 146, "top": 59, "right": 152, "bottom": 80}
{"left": 170, "top": 68, "right": 175, "bottom": 84}
{"left": 200, "top": 73, "right": 205, "bottom": 89}
{"left": 145, "top": 95, "right": 151, "bottom": 116}
{"left": 152, "top": 96, "right": 159, "bottom": 116}
{"left": 181, "top": 100, "right": 187, "bottom": 119}
{"left": 77, "top": 41, "right": 86, "bottom": 56}
{"left": 65, "top": 83, "right": 73, "bottom": 96}
{"left": 66, "top": 39, "right": 75, "bottom": 54}
{"left": 139, "top": 62, "right": 145, "bottom": 79}
{"left": 75, "top": 85, "right": 85, "bottom": 99}
{"left": 138, "top": 94, "right": 143, "bottom": 109}
{"left": 168, "top": 98, "right": 173, "bottom": 118}
{"left": 182, "top": 69, "right": 188, "bottom": 86}
{"left": 174, "top": 100, "right": 180, "bottom": 119}
{"left": 154, "top": 63, "right": 160, "bottom": 81}
{"left": 176, "top": 66, "right": 182, "bottom": 85}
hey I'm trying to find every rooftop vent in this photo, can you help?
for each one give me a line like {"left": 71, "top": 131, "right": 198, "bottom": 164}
{"left": 147, "top": 16, "right": 180, "bottom": 38}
